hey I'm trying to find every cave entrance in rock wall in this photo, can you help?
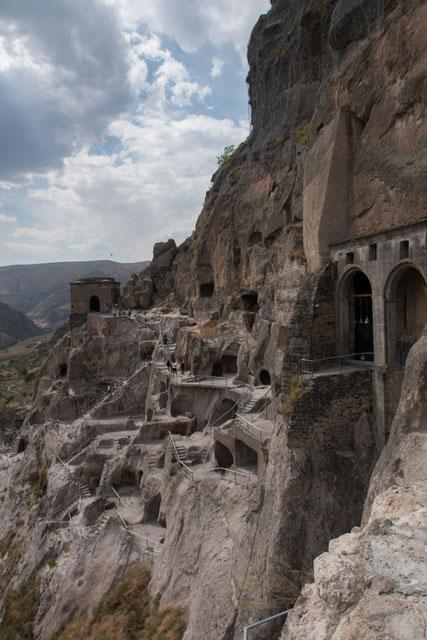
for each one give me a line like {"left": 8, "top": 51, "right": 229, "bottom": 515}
{"left": 215, "top": 441, "right": 233, "bottom": 469}
{"left": 222, "top": 355, "right": 238, "bottom": 374}
{"left": 90, "top": 295, "right": 101, "bottom": 312}
{"left": 111, "top": 467, "right": 138, "bottom": 493}
{"left": 146, "top": 494, "right": 161, "bottom": 523}
{"left": 259, "top": 369, "right": 271, "bottom": 386}
{"left": 241, "top": 291, "right": 259, "bottom": 312}
{"left": 58, "top": 364, "right": 68, "bottom": 378}
{"left": 212, "top": 361, "right": 223, "bottom": 377}
{"left": 235, "top": 439, "right": 258, "bottom": 473}
{"left": 386, "top": 264, "right": 427, "bottom": 367}
{"left": 200, "top": 282, "right": 214, "bottom": 298}
{"left": 17, "top": 438, "right": 28, "bottom": 453}
{"left": 170, "top": 394, "right": 193, "bottom": 417}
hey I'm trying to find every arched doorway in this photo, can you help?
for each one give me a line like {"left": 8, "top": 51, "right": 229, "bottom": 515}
{"left": 340, "top": 270, "right": 374, "bottom": 360}
{"left": 90, "top": 295, "right": 100, "bottom": 312}
{"left": 386, "top": 265, "right": 427, "bottom": 366}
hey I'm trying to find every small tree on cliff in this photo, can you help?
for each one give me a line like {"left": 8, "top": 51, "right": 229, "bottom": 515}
{"left": 217, "top": 145, "right": 236, "bottom": 167}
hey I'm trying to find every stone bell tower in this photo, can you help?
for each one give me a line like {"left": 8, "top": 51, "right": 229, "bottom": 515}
{"left": 70, "top": 277, "right": 120, "bottom": 328}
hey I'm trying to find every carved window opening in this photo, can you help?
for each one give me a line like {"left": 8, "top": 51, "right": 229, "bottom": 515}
{"left": 200, "top": 282, "right": 214, "bottom": 298}
{"left": 259, "top": 369, "right": 271, "bottom": 385}
{"left": 400, "top": 240, "right": 409, "bottom": 260}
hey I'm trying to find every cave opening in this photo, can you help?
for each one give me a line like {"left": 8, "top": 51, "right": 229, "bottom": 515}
{"left": 259, "top": 369, "right": 271, "bottom": 385}
{"left": 215, "top": 441, "right": 233, "bottom": 469}
{"left": 200, "top": 282, "right": 214, "bottom": 298}
{"left": 241, "top": 291, "right": 259, "bottom": 312}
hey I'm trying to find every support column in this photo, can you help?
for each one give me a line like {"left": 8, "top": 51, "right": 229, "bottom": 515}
{"left": 372, "top": 293, "right": 386, "bottom": 448}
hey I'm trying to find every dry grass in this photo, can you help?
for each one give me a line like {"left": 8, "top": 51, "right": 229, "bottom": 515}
{"left": 198, "top": 321, "right": 218, "bottom": 339}
{"left": 0, "top": 576, "right": 40, "bottom": 639}
{"left": 55, "top": 565, "right": 185, "bottom": 640}
{"left": 279, "top": 376, "right": 304, "bottom": 415}
{"left": 293, "top": 121, "right": 310, "bottom": 147}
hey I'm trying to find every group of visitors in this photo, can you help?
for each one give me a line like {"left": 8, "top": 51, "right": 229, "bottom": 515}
{"left": 112, "top": 305, "right": 133, "bottom": 319}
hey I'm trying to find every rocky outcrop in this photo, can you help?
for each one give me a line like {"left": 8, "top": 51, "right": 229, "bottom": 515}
{"left": 123, "top": 240, "right": 178, "bottom": 309}
{"left": 281, "top": 331, "right": 427, "bottom": 640}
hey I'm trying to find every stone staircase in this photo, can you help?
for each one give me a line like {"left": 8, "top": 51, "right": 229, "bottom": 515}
{"left": 172, "top": 444, "right": 192, "bottom": 466}
{"left": 66, "top": 439, "right": 95, "bottom": 466}
{"left": 148, "top": 452, "right": 159, "bottom": 470}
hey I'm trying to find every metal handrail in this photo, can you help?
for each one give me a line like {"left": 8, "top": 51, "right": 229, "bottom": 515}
{"left": 168, "top": 431, "right": 193, "bottom": 481}
{"left": 243, "top": 608, "right": 293, "bottom": 639}
{"left": 207, "top": 467, "right": 253, "bottom": 484}
{"left": 236, "top": 414, "right": 264, "bottom": 440}
{"left": 207, "top": 387, "right": 252, "bottom": 430}
{"left": 47, "top": 495, "right": 79, "bottom": 519}
{"left": 125, "top": 529, "right": 162, "bottom": 551}
{"left": 65, "top": 437, "right": 95, "bottom": 463}
{"left": 109, "top": 485, "right": 121, "bottom": 504}
{"left": 115, "top": 508, "right": 128, "bottom": 529}
{"left": 301, "top": 353, "right": 375, "bottom": 375}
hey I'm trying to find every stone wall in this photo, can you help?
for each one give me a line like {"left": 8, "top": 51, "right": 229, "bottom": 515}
{"left": 286, "top": 369, "right": 375, "bottom": 450}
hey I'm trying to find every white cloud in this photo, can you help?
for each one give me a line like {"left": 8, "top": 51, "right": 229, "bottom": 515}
{"left": 211, "top": 57, "right": 224, "bottom": 78}
{"left": 112, "top": 0, "right": 270, "bottom": 60}
{"left": 0, "top": 213, "right": 17, "bottom": 223}
{"left": 22, "top": 111, "right": 248, "bottom": 262}
{"left": 0, "top": 0, "right": 270, "bottom": 266}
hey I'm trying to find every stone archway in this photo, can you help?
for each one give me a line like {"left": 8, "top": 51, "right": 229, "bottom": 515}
{"left": 90, "top": 295, "right": 100, "bottom": 312}
{"left": 385, "top": 264, "right": 427, "bottom": 366}
{"left": 339, "top": 269, "right": 374, "bottom": 360}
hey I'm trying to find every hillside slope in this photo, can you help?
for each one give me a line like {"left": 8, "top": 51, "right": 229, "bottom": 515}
{"left": 0, "top": 260, "right": 149, "bottom": 327}
{"left": 0, "top": 301, "right": 40, "bottom": 349}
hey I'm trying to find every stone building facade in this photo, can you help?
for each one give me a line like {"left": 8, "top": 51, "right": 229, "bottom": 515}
{"left": 70, "top": 277, "right": 120, "bottom": 328}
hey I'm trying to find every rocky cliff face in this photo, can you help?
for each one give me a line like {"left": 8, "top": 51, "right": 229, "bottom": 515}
{"left": 125, "top": 0, "right": 426, "bottom": 384}
{"left": 281, "top": 330, "right": 427, "bottom": 640}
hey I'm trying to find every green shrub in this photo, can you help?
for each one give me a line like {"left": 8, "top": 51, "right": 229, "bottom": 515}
{"left": 217, "top": 144, "right": 236, "bottom": 168}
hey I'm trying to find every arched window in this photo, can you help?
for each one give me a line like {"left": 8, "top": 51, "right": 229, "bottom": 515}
{"left": 90, "top": 295, "right": 100, "bottom": 312}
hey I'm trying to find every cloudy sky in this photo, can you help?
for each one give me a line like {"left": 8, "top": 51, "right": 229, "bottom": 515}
{"left": 0, "top": 0, "right": 270, "bottom": 266}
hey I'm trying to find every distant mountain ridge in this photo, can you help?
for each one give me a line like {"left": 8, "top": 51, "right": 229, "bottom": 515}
{"left": 0, "top": 260, "right": 149, "bottom": 328}
{"left": 0, "top": 300, "right": 40, "bottom": 348}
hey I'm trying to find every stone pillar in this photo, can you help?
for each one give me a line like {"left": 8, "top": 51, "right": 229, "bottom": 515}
{"left": 372, "top": 293, "right": 386, "bottom": 367}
